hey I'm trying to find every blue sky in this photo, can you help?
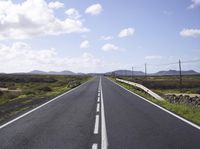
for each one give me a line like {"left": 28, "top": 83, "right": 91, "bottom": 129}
{"left": 0, "top": 0, "right": 200, "bottom": 73}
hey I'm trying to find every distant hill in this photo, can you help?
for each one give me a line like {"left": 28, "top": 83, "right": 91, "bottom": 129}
{"left": 28, "top": 70, "right": 78, "bottom": 75}
{"left": 106, "top": 70, "right": 145, "bottom": 76}
{"left": 29, "top": 70, "right": 47, "bottom": 74}
{"left": 153, "top": 70, "right": 199, "bottom": 76}
{"left": 48, "top": 70, "right": 75, "bottom": 75}
{"left": 105, "top": 69, "right": 199, "bottom": 76}
{"left": 2, "top": 69, "right": 199, "bottom": 76}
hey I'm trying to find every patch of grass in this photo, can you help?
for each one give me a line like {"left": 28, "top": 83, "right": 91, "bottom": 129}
{"left": 11, "top": 107, "right": 29, "bottom": 115}
{"left": 0, "top": 75, "right": 91, "bottom": 102}
{"left": 18, "top": 94, "right": 28, "bottom": 99}
{"left": 117, "top": 75, "right": 200, "bottom": 94}
{"left": 0, "top": 91, "right": 21, "bottom": 104}
{"left": 113, "top": 78, "right": 200, "bottom": 126}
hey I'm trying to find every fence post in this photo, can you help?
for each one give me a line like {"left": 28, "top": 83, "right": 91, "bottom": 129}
{"left": 145, "top": 63, "right": 147, "bottom": 80}
{"left": 132, "top": 66, "right": 134, "bottom": 81}
{"left": 179, "top": 59, "right": 182, "bottom": 90}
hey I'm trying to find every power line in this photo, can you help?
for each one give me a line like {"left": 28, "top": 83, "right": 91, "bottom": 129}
{"left": 148, "top": 62, "right": 179, "bottom": 66}
{"left": 147, "top": 59, "right": 200, "bottom": 67}
{"left": 182, "top": 59, "right": 200, "bottom": 64}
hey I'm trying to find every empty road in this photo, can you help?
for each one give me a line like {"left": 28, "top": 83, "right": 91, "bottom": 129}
{"left": 0, "top": 77, "right": 200, "bottom": 149}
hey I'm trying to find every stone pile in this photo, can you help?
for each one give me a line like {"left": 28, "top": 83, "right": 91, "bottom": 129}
{"left": 165, "top": 94, "right": 200, "bottom": 106}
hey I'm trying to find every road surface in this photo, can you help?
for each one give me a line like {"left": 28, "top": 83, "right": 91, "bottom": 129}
{"left": 0, "top": 76, "right": 200, "bottom": 149}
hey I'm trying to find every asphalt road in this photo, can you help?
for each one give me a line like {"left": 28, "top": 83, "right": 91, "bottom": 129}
{"left": 102, "top": 77, "right": 200, "bottom": 149}
{"left": 0, "top": 76, "right": 200, "bottom": 149}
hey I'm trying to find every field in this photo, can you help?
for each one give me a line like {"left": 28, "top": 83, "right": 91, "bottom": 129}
{"left": 117, "top": 75, "right": 200, "bottom": 95}
{"left": 0, "top": 74, "right": 91, "bottom": 124}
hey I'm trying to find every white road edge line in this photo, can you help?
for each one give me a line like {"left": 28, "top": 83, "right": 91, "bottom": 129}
{"left": 0, "top": 78, "right": 93, "bottom": 130}
{"left": 96, "top": 103, "right": 100, "bottom": 112}
{"left": 109, "top": 78, "right": 200, "bottom": 130}
{"left": 100, "top": 77, "right": 108, "bottom": 149}
{"left": 92, "top": 143, "right": 98, "bottom": 149}
{"left": 94, "top": 115, "right": 99, "bottom": 134}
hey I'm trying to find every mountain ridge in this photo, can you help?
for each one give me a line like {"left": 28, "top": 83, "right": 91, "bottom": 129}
{"left": 0, "top": 69, "right": 199, "bottom": 76}
{"left": 106, "top": 69, "right": 199, "bottom": 76}
{"left": 28, "top": 70, "right": 76, "bottom": 75}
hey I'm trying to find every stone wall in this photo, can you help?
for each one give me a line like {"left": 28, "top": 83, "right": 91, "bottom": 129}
{"left": 165, "top": 94, "right": 200, "bottom": 106}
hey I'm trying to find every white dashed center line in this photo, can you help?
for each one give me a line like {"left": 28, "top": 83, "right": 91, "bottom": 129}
{"left": 94, "top": 115, "right": 99, "bottom": 134}
{"left": 97, "top": 96, "right": 100, "bottom": 102}
{"left": 96, "top": 103, "right": 100, "bottom": 112}
{"left": 92, "top": 143, "right": 98, "bottom": 149}
{"left": 92, "top": 77, "right": 108, "bottom": 149}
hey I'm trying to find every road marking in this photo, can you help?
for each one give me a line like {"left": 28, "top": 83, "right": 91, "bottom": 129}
{"left": 96, "top": 103, "right": 100, "bottom": 112}
{"left": 97, "top": 96, "right": 100, "bottom": 102}
{"left": 0, "top": 78, "right": 93, "bottom": 130}
{"left": 92, "top": 143, "right": 98, "bottom": 149}
{"left": 109, "top": 78, "right": 200, "bottom": 130}
{"left": 100, "top": 77, "right": 108, "bottom": 149}
{"left": 94, "top": 115, "right": 99, "bottom": 134}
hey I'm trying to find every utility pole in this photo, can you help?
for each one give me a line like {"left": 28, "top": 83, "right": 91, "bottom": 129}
{"left": 123, "top": 69, "right": 126, "bottom": 78}
{"left": 132, "top": 66, "right": 134, "bottom": 81}
{"left": 145, "top": 63, "right": 147, "bottom": 80}
{"left": 179, "top": 59, "right": 182, "bottom": 90}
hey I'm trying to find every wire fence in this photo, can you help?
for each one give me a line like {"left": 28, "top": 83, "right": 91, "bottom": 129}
{"left": 110, "top": 59, "right": 200, "bottom": 90}
{"left": 130, "top": 59, "right": 200, "bottom": 74}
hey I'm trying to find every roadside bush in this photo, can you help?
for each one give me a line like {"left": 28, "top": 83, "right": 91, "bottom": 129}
{"left": 0, "top": 74, "right": 57, "bottom": 83}
{"left": 8, "top": 86, "right": 17, "bottom": 90}
{"left": 2, "top": 92, "right": 20, "bottom": 100}
{"left": 0, "top": 91, "right": 3, "bottom": 96}
{"left": 37, "top": 86, "right": 52, "bottom": 92}
{"left": 196, "top": 89, "right": 200, "bottom": 94}
{"left": 24, "top": 90, "right": 36, "bottom": 95}
{"left": 0, "top": 82, "right": 7, "bottom": 88}
{"left": 67, "top": 80, "right": 81, "bottom": 88}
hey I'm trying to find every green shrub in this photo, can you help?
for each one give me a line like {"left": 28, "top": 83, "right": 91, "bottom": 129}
{"left": 196, "top": 89, "right": 200, "bottom": 94}
{"left": 37, "top": 86, "right": 52, "bottom": 92}
{"left": 2, "top": 92, "right": 20, "bottom": 100}
{"left": 24, "top": 90, "right": 35, "bottom": 95}
{"left": 0, "top": 91, "right": 3, "bottom": 96}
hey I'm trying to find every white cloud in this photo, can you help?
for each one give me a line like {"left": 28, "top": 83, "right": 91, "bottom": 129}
{"left": 100, "top": 36, "right": 113, "bottom": 40}
{"left": 145, "top": 55, "right": 162, "bottom": 60}
{"left": 0, "top": 42, "right": 117, "bottom": 73}
{"left": 85, "top": 4, "right": 103, "bottom": 16}
{"left": 188, "top": 0, "right": 200, "bottom": 9}
{"left": 80, "top": 40, "right": 90, "bottom": 49}
{"left": 180, "top": 28, "right": 200, "bottom": 37}
{"left": 48, "top": 1, "right": 64, "bottom": 9}
{"left": 118, "top": 28, "right": 135, "bottom": 38}
{"left": 101, "top": 43, "right": 121, "bottom": 51}
{"left": 65, "top": 8, "right": 81, "bottom": 19}
{"left": 0, "top": 0, "right": 89, "bottom": 40}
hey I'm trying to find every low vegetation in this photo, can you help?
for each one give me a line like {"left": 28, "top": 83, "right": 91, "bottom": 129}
{"left": 110, "top": 76, "right": 200, "bottom": 126}
{"left": 0, "top": 74, "right": 91, "bottom": 124}
{"left": 117, "top": 75, "right": 200, "bottom": 95}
